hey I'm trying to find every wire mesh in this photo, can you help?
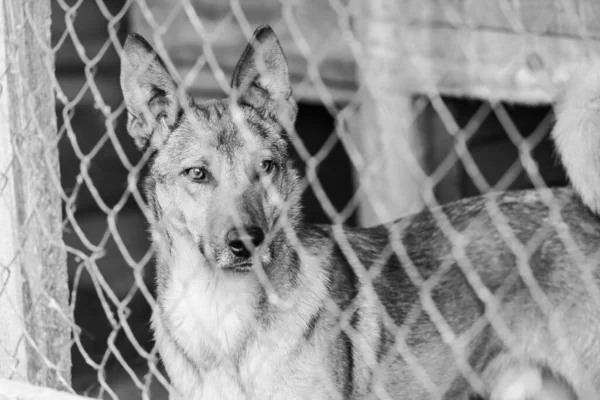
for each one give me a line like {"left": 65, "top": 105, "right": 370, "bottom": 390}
{"left": 2, "top": 0, "right": 600, "bottom": 399}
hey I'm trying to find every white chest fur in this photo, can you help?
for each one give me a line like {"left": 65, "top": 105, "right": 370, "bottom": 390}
{"left": 153, "top": 237, "right": 336, "bottom": 399}
{"left": 159, "top": 239, "right": 261, "bottom": 364}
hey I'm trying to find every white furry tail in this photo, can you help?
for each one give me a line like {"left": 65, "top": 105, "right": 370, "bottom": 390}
{"left": 552, "top": 58, "right": 600, "bottom": 215}
{"left": 489, "top": 365, "right": 576, "bottom": 400}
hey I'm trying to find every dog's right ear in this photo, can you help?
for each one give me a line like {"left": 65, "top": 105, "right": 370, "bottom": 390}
{"left": 120, "top": 33, "right": 182, "bottom": 150}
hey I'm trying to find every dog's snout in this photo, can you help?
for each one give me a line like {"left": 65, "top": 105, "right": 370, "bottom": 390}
{"left": 226, "top": 226, "right": 265, "bottom": 258}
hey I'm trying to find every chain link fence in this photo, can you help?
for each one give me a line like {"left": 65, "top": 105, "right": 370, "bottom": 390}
{"left": 1, "top": 0, "right": 599, "bottom": 398}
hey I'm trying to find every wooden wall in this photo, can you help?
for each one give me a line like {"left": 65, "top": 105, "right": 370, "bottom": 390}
{"left": 130, "top": 0, "right": 600, "bottom": 104}
{"left": 130, "top": 0, "right": 355, "bottom": 102}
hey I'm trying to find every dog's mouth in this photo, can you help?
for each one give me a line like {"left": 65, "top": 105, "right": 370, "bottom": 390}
{"left": 221, "top": 262, "right": 253, "bottom": 273}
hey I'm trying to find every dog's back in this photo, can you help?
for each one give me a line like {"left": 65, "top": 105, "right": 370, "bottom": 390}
{"left": 120, "top": 25, "right": 600, "bottom": 400}
{"left": 322, "top": 188, "right": 600, "bottom": 399}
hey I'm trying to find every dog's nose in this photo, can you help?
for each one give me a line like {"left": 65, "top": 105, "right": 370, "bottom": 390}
{"left": 226, "top": 226, "right": 265, "bottom": 258}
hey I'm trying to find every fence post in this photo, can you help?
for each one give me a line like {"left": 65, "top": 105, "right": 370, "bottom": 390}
{"left": 351, "top": 0, "right": 428, "bottom": 226}
{"left": 0, "top": 0, "right": 71, "bottom": 389}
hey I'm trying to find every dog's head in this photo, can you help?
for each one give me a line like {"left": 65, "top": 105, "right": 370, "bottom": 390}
{"left": 120, "top": 26, "right": 301, "bottom": 273}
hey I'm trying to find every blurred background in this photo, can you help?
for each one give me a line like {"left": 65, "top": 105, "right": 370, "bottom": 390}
{"left": 46, "top": 0, "right": 584, "bottom": 397}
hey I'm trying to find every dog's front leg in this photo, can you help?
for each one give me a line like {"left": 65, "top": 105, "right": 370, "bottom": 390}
{"left": 151, "top": 313, "right": 202, "bottom": 399}
{"left": 165, "top": 365, "right": 247, "bottom": 400}
{"left": 153, "top": 311, "right": 247, "bottom": 400}
{"left": 193, "top": 369, "right": 248, "bottom": 400}
{"left": 167, "top": 368, "right": 247, "bottom": 400}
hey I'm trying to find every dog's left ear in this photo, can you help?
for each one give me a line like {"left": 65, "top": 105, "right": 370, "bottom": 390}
{"left": 231, "top": 25, "right": 297, "bottom": 122}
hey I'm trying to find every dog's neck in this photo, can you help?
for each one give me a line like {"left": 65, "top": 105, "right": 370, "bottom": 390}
{"left": 151, "top": 216, "right": 328, "bottom": 369}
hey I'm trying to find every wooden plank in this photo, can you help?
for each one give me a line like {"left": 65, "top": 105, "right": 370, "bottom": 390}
{"left": 348, "top": 95, "right": 430, "bottom": 226}
{"left": 0, "top": 0, "right": 71, "bottom": 389}
{"left": 129, "top": 0, "right": 355, "bottom": 103}
{"left": 128, "top": 0, "right": 600, "bottom": 226}
{"left": 366, "top": 24, "right": 600, "bottom": 104}
{"left": 0, "top": 378, "right": 92, "bottom": 400}
{"left": 172, "top": 66, "right": 356, "bottom": 103}
{"left": 350, "top": 0, "right": 430, "bottom": 226}
{"left": 366, "top": 1, "right": 600, "bottom": 104}
{"left": 396, "top": 0, "right": 600, "bottom": 38}
{"left": 130, "top": 0, "right": 600, "bottom": 104}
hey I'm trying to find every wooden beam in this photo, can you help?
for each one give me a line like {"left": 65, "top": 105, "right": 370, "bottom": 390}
{"left": 129, "top": 0, "right": 600, "bottom": 105}
{"left": 0, "top": 0, "right": 71, "bottom": 389}
{"left": 371, "top": 24, "right": 600, "bottom": 105}
{"left": 349, "top": 0, "right": 430, "bottom": 226}
{"left": 129, "top": 0, "right": 357, "bottom": 104}
{"left": 398, "top": 0, "right": 600, "bottom": 39}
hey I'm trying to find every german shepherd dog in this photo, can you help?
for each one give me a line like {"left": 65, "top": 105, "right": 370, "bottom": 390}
{"left": 120, "top": 25, "right": 600, "bottom": 400}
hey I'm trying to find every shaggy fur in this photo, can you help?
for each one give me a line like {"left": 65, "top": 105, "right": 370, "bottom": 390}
{"left": 120, "top": 25, "right": 600, "bottom": 400}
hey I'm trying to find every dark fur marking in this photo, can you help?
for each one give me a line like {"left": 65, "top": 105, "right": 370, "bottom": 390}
{"left": 326, "top": 239, "right": 360, "bottom": 312}
{"left": 341, "top": 331, "right": 354, "bottom": 398}
{"left": 335, "top": 227, "right": 419, "bottom": 328}
{"left": 142, "top": 171, "right": 173, "bottom": 293}
{"left": 431, "top": 264, "right": 485, "bottom": 336}
{"left": 195, "top": 104, "right": 212, "bottom": 120}
{"left": 143, "top": 173, "right": 160, "bottom": 222}
{"left": 212, "top": 103, "right": 223, "bottom": 120}
{"left": 197, "top": 237, "right": 206, "bottom": 256}
{"left": 265, "top": 229, "right": 301, "bottom": 285}
{"left": 169, "top": 108, "right": 185, "bottom": 132}
{"left": 303, "top": 307, "right": 323, "bottom": 341}
{"left": 572, "top": 192, "right": 600, "bottom": 222}
{"left": 468, "top": 394, "right": 485, "bottom": 400}
{"left": 255, "top": 286, "right": 271, "bottom": 326}
{"left": 376, "top": 320, "right": 390, "bottom": 365}
{"left": 256, "top": 240, "right": 301, "bottom": 327}
{"left": 215, "top": 130, "right": 242, "bottom": 163}
{"left": 349, "top": 308, "right": 360, "bottom": 331}
{"left": 245, "top": 114, "right": 271, "bottom": 140}
{"left": 289, "top": 242, "right": 301, "bottom": 284}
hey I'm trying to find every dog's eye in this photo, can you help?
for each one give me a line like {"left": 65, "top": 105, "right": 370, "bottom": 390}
{"left": 258, "top": 159, "right": 275, "bottom": 174}
{"left": 185, "top": 167, "right": 207, "bottom": 182}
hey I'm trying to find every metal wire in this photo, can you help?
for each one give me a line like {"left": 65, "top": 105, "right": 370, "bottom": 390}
{"left": 1, "top": 0, "right": 598, "bottom": 399}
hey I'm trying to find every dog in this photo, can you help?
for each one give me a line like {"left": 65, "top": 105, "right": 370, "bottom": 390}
{"left": 120, "top": 24, "right": 600, "bottom": 399}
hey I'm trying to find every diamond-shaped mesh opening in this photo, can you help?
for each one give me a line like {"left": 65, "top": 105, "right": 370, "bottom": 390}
{"left": 3, "top": 0, "right": 600, "bottom": 399}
